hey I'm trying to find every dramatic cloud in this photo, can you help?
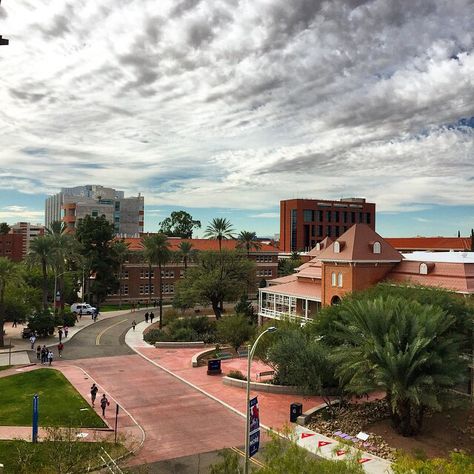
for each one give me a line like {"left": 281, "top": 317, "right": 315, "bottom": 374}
{"left": 0, "top": 0, "right": 473, "bottom": 219}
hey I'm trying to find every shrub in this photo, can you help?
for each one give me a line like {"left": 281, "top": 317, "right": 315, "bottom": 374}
{"left": 54, "top": 312, "right": 76, "bottom": 327}
{"left": 27, "top": 311, "right": 55, "bottom": 337}
{"left": 171, "top": 327, "right": 199, "bottom": 342}
{"left": 227, "top": 370, "right": 246, "bottom": 381}
{"left": 217, "top": 315, "right": 255, "bottom": 352}
{"left": 143, "top": 329, "right": 168, "bottom": 344}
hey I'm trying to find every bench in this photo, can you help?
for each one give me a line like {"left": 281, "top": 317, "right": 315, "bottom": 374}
{"left": 256, "top": 370, "right": 275, "bottom": 380}
{"left": 216, "top": 352, "right": 233, "bottom": 360}
{"left": 237, "top": 349, "right": 248, "bottom": 358}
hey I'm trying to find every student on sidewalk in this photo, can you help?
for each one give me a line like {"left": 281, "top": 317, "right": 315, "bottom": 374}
{"left": 58, "top": 342, "right": 64, "bottom": 358}
{"left": 36, "top": 345, "right": 41, "bottom": 361}
{"left": 47, "top": 350, "right": 54, "bottom": 366}
{"left": 29, "top": 334, "right": 36, "bottom": 349}
{"left": 149, "top": 312, "right": 154, "bottom": 324}
{"left": 100, "top": 394, "right": 110, "bottom": 417}
{"left": 144, "top": 312, "right": 149, "bottom": 323}
{"left": 132, "top": 320, "right": 136, "bottom": 331}
{"left": 58, "top": 328, "right": 63, "bottom": 342}
{"left": 90, "top": 383, "right": 99, "bottom": 407}
{"left": 64, "top": 325, "right": 69, "bottom": 338}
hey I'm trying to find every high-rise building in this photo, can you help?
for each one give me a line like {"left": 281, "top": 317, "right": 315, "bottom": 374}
{"left": 45, "top": 185, "right": 144, "bottom": 236}
{"left": 279, "top": 198, "right": 376, "bottom": 252}
{"left": 10, "top": 222, "right": 45, "bottom": 258}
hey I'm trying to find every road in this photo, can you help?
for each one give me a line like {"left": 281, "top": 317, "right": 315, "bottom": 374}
{"left": 54, "top": 310, "right": 249, "bottom": 469}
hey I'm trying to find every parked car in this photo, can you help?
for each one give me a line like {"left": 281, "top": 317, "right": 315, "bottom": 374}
{"left": 70, "top": 303, "right": 97, "bottom": 315}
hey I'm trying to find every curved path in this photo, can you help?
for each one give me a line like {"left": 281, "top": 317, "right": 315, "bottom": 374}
{"left": 56, "top": 311, "right": 246, "bottom": 466}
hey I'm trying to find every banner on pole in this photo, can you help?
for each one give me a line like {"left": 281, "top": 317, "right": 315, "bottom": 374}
{"left": 32, "top": 394, "right": 39, "bottom": 443}
{"left": 249, "top": 396, "right": 260, "bottom": 457}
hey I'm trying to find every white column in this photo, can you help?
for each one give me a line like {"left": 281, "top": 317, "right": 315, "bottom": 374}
{"left": 305, "top": 299, "right": 308, "bottom": 319}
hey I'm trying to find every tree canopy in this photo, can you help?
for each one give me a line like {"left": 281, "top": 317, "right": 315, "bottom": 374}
{"left": 204, "top": 218, "right": 235, "bottom": 251}
{"left": 159, "top": 211, "right": 201, "bottom": 238}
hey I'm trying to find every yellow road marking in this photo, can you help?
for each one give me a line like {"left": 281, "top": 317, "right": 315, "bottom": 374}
{"left": 230, "top": 446, "right": 266, "bottom": 468}
{"left": 95, "top": 319, "right": 128, "bottom": 345}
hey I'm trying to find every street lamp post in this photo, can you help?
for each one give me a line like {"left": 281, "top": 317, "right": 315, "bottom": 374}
{"left": 244, "top": 326, "right": 277, "bottom": 474}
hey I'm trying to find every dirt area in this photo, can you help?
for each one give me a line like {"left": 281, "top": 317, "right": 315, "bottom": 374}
{"left": 367, "top": 404, "right": 474, "bottom": 459}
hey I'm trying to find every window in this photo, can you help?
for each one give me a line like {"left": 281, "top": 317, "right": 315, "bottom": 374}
{"left": 318, "top": 210, "right": 323, "bottom": 221}
{"left": 139, "top": 284, "right": 154, "bottom": 295}
{"left": 337, "top": 272, "right": 343, "bottom": 288}
{"left": 373, "top": 242, "right": 381, "bottom": 254}
{"left": 91, "top": 210, "right": 98, "bottom": 217}
{"left": 180, "top": 269, "right": 185, "bottom": 278}
{"left": 366, "top": 212, "right": 371, "bottom": 225}
{"left": 119, "top": 270, "right": 129, "bottom": 279}
{"left": 140, "top": 269, "right": 154, "bottom": 279}
{"left": 303, "top": 210, "right": 313, "bottom": 222}
{"left": 334, "top": 211, "right": 339, "bottom": 223}
{"left": 326, "top": 211, "right": 332, "bottom": 222}
{"left": 318, "top": 225, "right": 323, "bottom": 237}
{"left": 161, "top": 270, "right": 175, "bottom": 278}
{"left": 122, "top": 284, "right": 128, "bottom": 295}
{"left": 161, "top": 284, "right": 175, "bottom": 294}
{"left": 290, "top": 209, "right": 297, "bottom": 251}
{"left": 326, "top": 226, "right": 331, "bottom": 237}
{"left": 331, "top": 272, "right": 336, "bottom": 287}
{"left": 419, "top": 263, "right": 428, "bottom": 275}
{"left": 335, "top": 226, "right": 340, "bottom": 237}
{"left": 343, "top": 211, "right": 348, "bottom": 224}
{"left": 351, "top": 212, "right": 356, "bottom": 223}
{"left": 334, "top": 241, "right": 341, "bottom": 253}
{"left": 359, "top": 212, "right": 363, "bottom": 223}
{"left": 257, "top": 269, "right": 273, "bottom": 277}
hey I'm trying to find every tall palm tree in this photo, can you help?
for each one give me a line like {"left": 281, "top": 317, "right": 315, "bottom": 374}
{"left": 204, "top": 218, "right": 235, "bottom": 251}
{"left": 112, "top": 240, "right": 130, "bottom": 309}
{"left": 28, "top": 235, "right": 55, "bottom": 310}
{"left": 0, "top": 258, "right": 22, "bottom": 347}
{"left": 331, "top": 296, "right": 465, "bottom": 436}
{"left": 177, "top": 241, "right": 196, "bottom": 273}
{"left": 237, "top": 230, "right": 261, "bottom": 257}
{"left": 141, "top": 233, "right": 171, "bottom": 328}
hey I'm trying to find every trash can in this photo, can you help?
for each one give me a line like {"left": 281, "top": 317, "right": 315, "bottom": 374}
{"left": 207, "top": 359, "right": 222, "bottom": 375}
{"left": 290, "top": 402, "right": 303, "bottom": 422}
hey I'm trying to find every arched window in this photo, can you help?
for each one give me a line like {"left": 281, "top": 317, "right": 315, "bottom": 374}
{"left": 331, "top": 272, "right": 336, "bottom": 287}
{"left": 373, "top": 241, "right": 381, "bottom": 254}
{"left": 331, "top": 295, "right": 341, "bottom": 305}
{"left": 334, "top": 241, "right": 341, "bottom": 253}
{"left": 316, "top": 242, "right": 321, "bottom": 251}
{"left": 419, "top": 263, "right": 428, "bottom": 275}
{"left": 337, "top": 272, "right": 343, "bottom": 287}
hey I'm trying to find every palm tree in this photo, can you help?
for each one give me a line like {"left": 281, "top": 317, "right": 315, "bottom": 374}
{"left": 28, "top": 235, "right": 55, "bottom": 310}
{"left": 112, "top": 240, "right": 130, "bottom": 309}
{"left": 331, "top": 296, "right": 465, "bottom": 436}
{"left": 141, "top": 233, "right": 171, "bottom": 329}
{"left": 0, "top": 258, "right": 22, "bottom": 347}
{"left": 204, "top": 218, "right": 235, "bottom": 251}
{"left": 177, "top": 241, "right": 196, "bottom": 272}
{"left": 237, "top": 231, "right": 261, "bottom": 257}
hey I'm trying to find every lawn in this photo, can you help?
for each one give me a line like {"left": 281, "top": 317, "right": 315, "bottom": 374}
{"left": 0, "top": 439, "right": 126, "bottom": 474}
{"left": 0, "top": 369, "right": 106, "bottom": 428}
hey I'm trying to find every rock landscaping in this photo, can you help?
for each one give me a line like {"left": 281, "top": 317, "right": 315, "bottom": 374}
{"left": 307, "top": 398, "right": 397, "bottom": 461}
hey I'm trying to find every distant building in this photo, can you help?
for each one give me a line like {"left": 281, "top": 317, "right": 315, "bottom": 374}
{"left": 279, "top": 198, "right": 376, "bottom": 253}
{"left": 10, "top": 222, "right": 45, "bottom": 258}
{"left": 0, "top": 233, "right": 23, "bottom": 262}
{"left": 386, "top": 237, "right": 472, "bottom": 253}
{"left": 45, "top": 185, "right": 144, "bottom": 236}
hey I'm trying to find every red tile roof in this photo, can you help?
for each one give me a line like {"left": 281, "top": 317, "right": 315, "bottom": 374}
{"left": 120, "top": 237, "right": 279, "bottom": 253}
{"left": 385, "top": 237, "right": 471, "bottom": 251}
{"left": 267, "top": 280, "right": 322, "bottom": 300}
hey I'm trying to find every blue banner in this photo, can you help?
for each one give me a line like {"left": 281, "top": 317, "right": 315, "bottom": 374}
{"left": 249, "top": 396, "right": 260, "bottom": 457}
{"left": 32, "top": 394, "right": 39, "bottom": 443}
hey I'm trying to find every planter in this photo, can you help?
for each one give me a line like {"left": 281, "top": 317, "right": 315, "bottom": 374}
{"left": 154, "top": 341, "right": 205, "bottom": 348}
{"left": 222, "top": 376, "right": 306, "bottom": 395}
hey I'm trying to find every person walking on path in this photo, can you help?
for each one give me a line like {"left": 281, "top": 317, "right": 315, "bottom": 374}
{"left": 36, "top": 345, "right": 41, "bottom": 361}
{"left": 64, "top": 325, "right": 69, "bottom": 338}
{"left": 150, "top": 312, "right": 155, "bottom": 324}
{"left": 79, "top": 308, "right": 83, "bottom": 319}
{"left": 29, "top": 334, "right": 36, "bottom": 349}
{"left": 12, "top": 319, "right": 18, "bottom": 327}
{"left": 100, "top": 394, "right": 110, "bottom": 417}
{"left": 47, "top": 350, "right": 54, "bottom": 366}
{"left": 144, "top": 312, "right": 149, "bottom": 323}
{"left": 90, "top": 383, "right": 99, "bottom": 407}
{"left": 41, "top": 345, "right": 47, "bottom": 364}
{"left": 58, "top": 342, "right": 64, "bottom": 358}
{"left": 132, "top": 320, "right": 136, "bottom": 331}
{"left": 58, "top": 328, "right": 63, "bottom": 342}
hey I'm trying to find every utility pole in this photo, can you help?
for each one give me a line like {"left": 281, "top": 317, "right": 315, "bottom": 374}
{"left": 0, "top": 0, "right": 9, "bottom": 46}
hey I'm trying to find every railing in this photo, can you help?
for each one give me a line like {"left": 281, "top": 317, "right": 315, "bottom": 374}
{"left": 258, "top": 307, "right": 305, "bottom": 322}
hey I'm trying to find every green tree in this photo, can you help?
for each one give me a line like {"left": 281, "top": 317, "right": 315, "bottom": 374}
{"left": 0, "top": 222, "right": 11, "bottom": 235}
{"left": 76, "top": 216, "right": 119, "bottom": 306}
{"left": 28, "top": 235, "right": 55, "bottom": 310}
{"left": 159, "top": 210, "right": 201, "bottom": 238}
{"left": 111, "top": 239, "right": 130, "bottom": 309}
{"left": 237, "top": 230, "right": 261, "bottom": 256}
{"left": 0, "top": 258, "right": 23, "bottom": 346}
{"left": 209, "top": 449, "right": 242, "bottom": 474}
{"left": 217, "top": 314, "right": 255, "bottom": 353}
{"left": 278, "top": 254, "right": 302, "bottom": 277}
{"left": 234, "top": 294, "right": 256, "bottom": 324}
{"left": 331, "top": 296, "right": 466, "bottom": 436}
{"left": 174, "top": 250, "right": 255, "bottom": 319}
{"left": 141, "top": 233, "right": 171, "bottom": 328}
{"left": 177, "top": 241, "right": 197, "bottom": 272}
{"left": 204, "top": 218, "right": 235, "bottom": 251}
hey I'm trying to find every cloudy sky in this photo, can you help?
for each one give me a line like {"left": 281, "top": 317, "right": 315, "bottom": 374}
{"left": 0, "top": 0, "right": 473, "bottom": 237}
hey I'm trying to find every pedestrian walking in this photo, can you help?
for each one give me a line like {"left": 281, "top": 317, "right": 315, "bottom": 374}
{"left": 64, "top": 325, "right": 69, "bottom": 338}
{"left": 149, "top": 312, "right": 154, "bottom": 324}
{"left": 58, "top": 342, "right": 64, "bottom": 358}
{"left": 90, "top": 383, "right": 99, "bottom": 407}
{"left": 47, "top": 350, "right": 54, "bottom": 366}
{"left": 58, "top": 328, "right": 63, "bottom": 342}
{"left": 144, "top": 312, "right": 149, "bottom": 323}
{"left": 100, "top": 394, "right": 110, "bottom": 417}
{"left": 36, "top": 345, "right": 41, "bottom": 361}
{"left": 132, "top": 320, "right": 136, "bottom": 331}
{"left": 79, "top": 308, "right": 83, "bottom": 319}
{"left": 12, "top": 319, "right": 18, "bottom": 327}
{"left": 137, "top": 301, "right": 141, "bottom": 310}
{"left": 41, "top": 345, "right": 47, "bottom": 364}
{"left": 29, "top": 334, "right": 36, "bottom": 349}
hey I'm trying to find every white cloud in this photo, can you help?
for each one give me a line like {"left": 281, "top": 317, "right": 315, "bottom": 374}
{"left": 0, "top": 0, "right": 473, "bottom": 215}
{"left": 250, "top": 212, "right": 280, "bottom": 218}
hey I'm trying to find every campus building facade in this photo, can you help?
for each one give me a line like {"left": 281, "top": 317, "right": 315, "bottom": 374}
{"left": 279, "top": 198, "right": 376, "bottom": 253}
{"left": 10, "top": 222, "right": 45, "bottom": 259}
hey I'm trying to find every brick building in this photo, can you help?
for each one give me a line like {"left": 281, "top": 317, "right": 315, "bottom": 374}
{"left": 386, "top": 236, "right": 473, "bottom": 252}
{"left": 105, "top": 238, "right": 279, "bottom": 304}
{"left": 0, "top": 233, "right": 23, "bottom": 262}
{"left": 10, "top": 222, "right": 45, "bottom": 259}
{"left": 279, "top": 198, "right": 376, "bottom": 253}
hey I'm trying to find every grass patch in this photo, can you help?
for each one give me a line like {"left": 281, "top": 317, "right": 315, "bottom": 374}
{"left": 0, "top": 369, "right": 106, "bottom": 428}
{"left": 0, "top": 439, "right": 127, "bottom": 474}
